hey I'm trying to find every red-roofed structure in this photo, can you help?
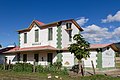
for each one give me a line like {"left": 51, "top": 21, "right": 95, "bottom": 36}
{"left": 90, "top": 44, "right": 112, "bottom": 49}
{"left": 34, "top": 20, "right": 45, "bottom": 26}
{"left": 4, "top": 45, "right": 58, "bottom": 53}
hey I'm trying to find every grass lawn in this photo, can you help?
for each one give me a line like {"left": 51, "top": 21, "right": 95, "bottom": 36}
{"left": 0, "top": 70, "right": 120, "bottom": 80}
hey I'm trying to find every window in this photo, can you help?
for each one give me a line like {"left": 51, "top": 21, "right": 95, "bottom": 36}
{"left": 34, "top": 54, "right": 39, "bottom": 62}
{"left": 107, "top": 47, "right": 110, "bottom": 50}
{"left": 66, "top": 23, "right": 72, "bottom": 29}
{"left": 69, "top": 30, "right": 72, "bottom": 42}
{"left": 35, "top": 29, "right": 39, "bottom": 42}
{"left": 48, "top": 28, "right": 53, "bottom": 40}
{"left": 23, "top": 54, "right": 27, "bottom": 62}
{"left": 17, "top": 53, "right": 20, "bottom": 62}
{"left": 24, "top": 33, "right": 27, "bottom": 43}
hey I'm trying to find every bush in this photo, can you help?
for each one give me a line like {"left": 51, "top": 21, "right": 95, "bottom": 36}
{"left": 71, "top": 64, "right": 79, "bottom": 73}
{"left": 36, "top": 65, "right": 45, "bottom": 73}
{"left": 53, "top": 62, "right": 62, "bottom": 70}
{"left": 61, "top": 67, "right": 68, "bottom": 75}
{"left": 46, "top": 65, "right": 57, "bottom": 73}
{"left": 13, "top": 63, "right": 33, "bottom": 72}
{"left": 0, "top": 64, "right": 3, "bottom": 70}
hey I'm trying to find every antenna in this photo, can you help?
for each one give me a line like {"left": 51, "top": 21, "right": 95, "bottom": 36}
{"left": 14, "top": 42, "right": 16, "bottom": 47}
{"left": 0, "top": 44, "right": 2, "bottom": 48}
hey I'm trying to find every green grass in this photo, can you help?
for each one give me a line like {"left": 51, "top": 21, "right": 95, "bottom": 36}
{"left": 0, "top": 70, "right": 120, "bottom": 80}
{"left": 116, "top": 63, "right": 120, "bottom": 69}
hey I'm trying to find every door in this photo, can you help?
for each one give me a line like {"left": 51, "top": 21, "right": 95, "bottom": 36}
{"left": 47, "top": 53, "right": 53, "bottom": 65}
{"left": 34, "top": 54, "right": 39, "bottom": 62}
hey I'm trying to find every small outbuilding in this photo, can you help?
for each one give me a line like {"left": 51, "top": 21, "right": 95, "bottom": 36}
{"left": 82, "top": 43, "right": 117, "bottom": 70}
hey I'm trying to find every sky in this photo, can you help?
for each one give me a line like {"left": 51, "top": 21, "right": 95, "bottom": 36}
{"left": 0, "top": 0, "right": 120, "bottom": 47}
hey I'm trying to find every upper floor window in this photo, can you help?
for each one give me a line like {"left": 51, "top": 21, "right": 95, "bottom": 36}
{"left": 24, "top": 33, "right": 27, "bottom": 43}
{"left": 107, "top": 47, "right": 110, "bottom": 50}
{"left": 35, "top": 29, "right": 39, "bottom": 42}
{"left": 66, "top": 23, "right": 72, "bottom": 29}
{"left": 69, "top": 30, "right": 72, "bottom": 42}
{"left": 48, "top": 28, "right": 53, "bottom": 40}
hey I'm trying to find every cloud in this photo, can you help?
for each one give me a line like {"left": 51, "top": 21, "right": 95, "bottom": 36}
{"left": 82, "top": 24, "right": 112, "bottom": 43}
{"left": 76, "top": 17, "right": 89, "bottom": 26}
{"left": 102, "top": 11, "right": 120, "bottom": 23}
{"left": 81, "top": 24, "right": 120, "bottom": 43}
{"left": 113, "top": 27, "right": 120, "bottom": 35}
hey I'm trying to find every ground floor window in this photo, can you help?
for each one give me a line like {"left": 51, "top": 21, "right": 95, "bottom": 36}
{"left": 23, "top": 54, "right": 27, "bottom": 62}
{"left": 17, "top": 53, "right": 20, "bottom": 62}
{"left": 47, "top": 53, "right": 53, "bottom": 65}
{"left": 34, "top": 54, "right": 39, "bottom": 62}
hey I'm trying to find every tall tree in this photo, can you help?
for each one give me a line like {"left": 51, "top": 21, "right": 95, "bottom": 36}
{"left": 68, "top": 34, "right": 90, "bottom": 76}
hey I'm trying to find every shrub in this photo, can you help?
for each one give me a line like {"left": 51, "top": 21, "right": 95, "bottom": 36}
{"left": 53, "top": 62, "right": 62, "bottom": 70}
{"left": 46, "top": 65, "right": 57, "bottom": 73}
{"left": 61, "top": 67, "right": 68, "bottom": 75}
{"left": 36, "top": 65, "right": 45, "bottom": 73}
{"left": 71, "top": 64, "right": 79, "bottom": 73}
{"left": 0, "top": 64, "right": 3, "bottom": 70}
{"left": 12, "top": 63, "right": 23, "bottom": 72}
{"left": 23, "top": 63, "right": 33, "bottom": 72}
{"left": 13, "top": 63, "right": 33, "bottom": 72}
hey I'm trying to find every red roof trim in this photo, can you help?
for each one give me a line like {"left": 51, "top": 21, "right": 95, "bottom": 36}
{"left": 4, "top": 45, "right": 58, "bottom": 53}
{"left": 17, "top": 19, "right": 83, "bottom": 33}
{"left": 90, "top": 43, "right": 112, "bottom": 49}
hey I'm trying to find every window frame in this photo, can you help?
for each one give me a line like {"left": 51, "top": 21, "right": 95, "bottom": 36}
{"left": 66, "top": 23, "right": 72, "bottom": 29}
{"left": 24, "top": 33, "right": 27, "bottom": 43}
{"left": 48, "top": 28, "right": 53, "bottom": 41}
{"left": 35, "top": 29, "right": 39, "bottom": 42}
{"left": 23, "top": 54, "right": 27, "bottom": 62}
{"left": 34, "top": 54, "right": 39, "bottom": 62}
{"left": 17, "top": 53, "right": 20, "bottom": 62}
{"left": 68, "top": 30, "right": 72, "bottom": 42}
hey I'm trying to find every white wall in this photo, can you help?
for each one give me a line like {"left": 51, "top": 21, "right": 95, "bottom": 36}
{"left": 20, "top": 24, "right": 57, "bottom": 48}
{"left": 61, "top": 21, "right": 80, "bottom": 48}
{"left": 16, "top": 51, "right": 57, "bottom": 65}
{"left": 5, "top": 55, "right": 17, "bottom": 64}
{"left": 82, "top": 51, "right": 97, "bottom": 68}
{"left": 20, "top": 21, "right": 80, "bottom": 49}
{"left": 102, "top": 47, "right": 115, "bottom": 68}
{"left": 62, "top": 52, "right": 74, "bottom": 67}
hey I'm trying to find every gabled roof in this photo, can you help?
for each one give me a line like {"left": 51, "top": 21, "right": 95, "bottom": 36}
{"left": 90, "top": 43, "right": 118, "bottom": 52}
{"left": 90, "top": 44, "right": 112, "bottom": 49}
{"left": 62, "top": 43, "right": 118, "bottom": 52}
{"left": 0, "top": 47, "right": 15, "bottom": 53}
{"left": 17, "top": 20, "right": 45, "bottom": 33}
{"left": 4, "top": 45, "right": 58, "bottom": 53}
{"left": 18, "top": 19, "right": 83, "bottom": 33}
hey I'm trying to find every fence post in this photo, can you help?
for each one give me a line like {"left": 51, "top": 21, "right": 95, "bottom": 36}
{"left": 3, "top": 57, "right": 7, "bottom": 70}
{"left": 82, "top": 61, "right": 85, "bottom": 75}
{"left": 91, "top": 60, "right": 96, "bottom": 74}
{"left": 33, "top": 59, "right": 36, "bottom": 73}
{"left": 8, "top": 60, "right": 11, "bottom": 70}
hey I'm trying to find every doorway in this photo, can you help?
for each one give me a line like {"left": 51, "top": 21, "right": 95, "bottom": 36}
{"left": 47, "top": 53, "right": 53, "bottom": 65}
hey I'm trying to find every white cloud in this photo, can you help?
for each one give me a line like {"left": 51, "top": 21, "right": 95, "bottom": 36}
{"left": 113, "top": 27, "right": 120, "bottom": 35}
{"left": 76, "top": 17, "right": 89, "bottom": 26}
{"left": 102, "top": 11, "right": 120, "bottom": 23}
{"left": 81, "top": 24, "right": 120, "bottom": 43}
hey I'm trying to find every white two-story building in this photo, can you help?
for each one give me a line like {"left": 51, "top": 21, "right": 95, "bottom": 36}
{"left": 3, "top": 19, "right": 117, "bottom": 69}
{"left": 5, "top": 19, "right": 83, "bottom": 67}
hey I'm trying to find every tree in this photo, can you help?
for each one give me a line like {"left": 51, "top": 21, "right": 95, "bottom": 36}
{"left": 68, "top": 34, "right": 90, "bottom": 76}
